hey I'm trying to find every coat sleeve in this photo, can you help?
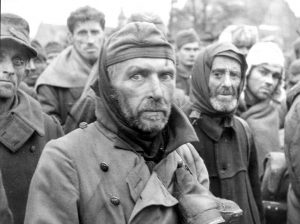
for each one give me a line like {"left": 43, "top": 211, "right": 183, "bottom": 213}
{"left": 285, "top": 96, "right": 300, "bottom": 198}
{"left": 24, "top": 140, "right": 80, "bottom": 224}
{"left": 37, "top": 85, "right": 62, "bottom": 124}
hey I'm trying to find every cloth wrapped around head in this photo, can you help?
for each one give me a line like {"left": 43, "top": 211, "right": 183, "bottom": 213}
{"left": 190, "top": 42, "right": 247, "bottom": 117}
{"left": 96, "top": 21, "right": 175, "bottom": 130}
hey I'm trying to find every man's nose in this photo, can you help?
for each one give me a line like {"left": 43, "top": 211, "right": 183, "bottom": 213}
{"left": 222, "top": 73, "right": 232, "bottom": 87}
{"left": 149, "top": 75, "right": 163, "bottom": 99}
{"left": 1, "top": 59, "right": 15, "bottom": 76}
{"left": 87, "top": 33, "right": 95, "bottom": 44}
{"left": 264, "top": 74, "right": 274, "bottom": 86}
{"left": 26, "top": 60, "right": 35, "bottom": 71}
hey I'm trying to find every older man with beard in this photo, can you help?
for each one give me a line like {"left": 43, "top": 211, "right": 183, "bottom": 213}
{"left": 25, "top": 22, "right": 243, "bottom": 224}
{"left": 189, "top": 42, "right": 264, "bottom": 224}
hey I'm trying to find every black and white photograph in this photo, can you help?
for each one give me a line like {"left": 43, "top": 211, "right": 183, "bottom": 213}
{"left": 1, "top": 0, "right": 300, "bottom": 223}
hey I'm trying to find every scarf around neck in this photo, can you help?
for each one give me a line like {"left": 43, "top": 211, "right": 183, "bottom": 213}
{"left": 35, "top": 46, "right": 92, "bottom": 89}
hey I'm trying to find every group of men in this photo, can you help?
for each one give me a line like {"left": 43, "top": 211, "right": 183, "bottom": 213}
{"left": 0, "top": 4, "right": 299, "bottom": 224}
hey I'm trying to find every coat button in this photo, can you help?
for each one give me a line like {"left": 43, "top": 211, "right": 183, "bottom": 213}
{"left": 100, "top": 162, "right": 109, "bottom": 172}
{"left": 79, "top": 122, "right": 88, "bottom": 129}
{"left": 177, "top": 160, "right": 184, "bottom": 168}
{"left": 110, "top": 196, "right": 120, "bottom": 206}
{"left": 30, "top": 145, "right": 36, "bottom": 153}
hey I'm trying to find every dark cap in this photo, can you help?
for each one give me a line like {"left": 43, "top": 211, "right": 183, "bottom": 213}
{"left": 175, "top": 28, "right": 199, "bottom": 49}
{"left": 105, "top": 22, "right": 175, "bottom": 67}
{"left": 1, "top": 13, "right": 37, "bottom": 58}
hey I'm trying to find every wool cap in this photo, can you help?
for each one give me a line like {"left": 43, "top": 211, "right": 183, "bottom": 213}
{"left": 1, "top": 13, "right": 37, "bottom": 58}
{"left": 105, "top": 22, "right": 175, "bottom": 67}
{"left": 246, "top": 41, "right": 284, "bottom": 75}
{"left": 175, "top": 28, "right": 199, "bottom": 49}
{"left": 218, "top": 25, "right": 258, "bottom": 49}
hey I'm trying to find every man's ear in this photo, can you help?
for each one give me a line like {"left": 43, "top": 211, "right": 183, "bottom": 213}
{"left": 67, "top": 32, "right": 73, "bottom": 44}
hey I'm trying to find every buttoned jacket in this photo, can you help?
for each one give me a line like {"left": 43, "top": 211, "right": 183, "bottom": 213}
{"left": 0, "top": 90, "right": 63, "bottom": 224}
{"left": 25, "top": 114, "right": 209, "bottom": 224}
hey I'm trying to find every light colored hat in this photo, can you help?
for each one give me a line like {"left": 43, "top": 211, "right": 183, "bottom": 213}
{"left": 246, "top": 41, "right": 284, "bottom": 75}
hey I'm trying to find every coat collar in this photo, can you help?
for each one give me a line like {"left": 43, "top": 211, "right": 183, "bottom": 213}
{"left": 96, "top": 99, "right": 198, "bottom": 156}
{"left": 176, "top": 63, "right": 192, "bottom": 79}
{"left": 35, "top": 46, "right": 92, "bottom": 89}
{"left": 191, "top": 111, "right": 234, "bottom": 142}
{"left": 0, "top": 90, "right": 45, "bottom": 152}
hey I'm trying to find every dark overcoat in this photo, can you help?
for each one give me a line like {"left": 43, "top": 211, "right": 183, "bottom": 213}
{"left": 0, "top": 90, "right": 63, "bottom": 224}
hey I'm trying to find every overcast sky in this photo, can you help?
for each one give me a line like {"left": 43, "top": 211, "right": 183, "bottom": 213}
{"left": 2, "top": 0, "right": 299, "bottom": 38}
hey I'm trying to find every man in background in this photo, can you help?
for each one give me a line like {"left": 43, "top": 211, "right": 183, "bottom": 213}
{"left": 35, "top": 6, "right": 105, "bottom": 126}
{"left": 44, "top": 41, "right": 64, "bottom": 65}
{"left": 175, "top": 29, "right": 200, "bottom": 96}
{"left": 24, "top": 40, "right": 47, "bottom": 87}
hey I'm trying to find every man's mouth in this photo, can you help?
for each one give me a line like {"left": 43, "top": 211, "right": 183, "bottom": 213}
{"left": 0, "top": 80, "right": 12, "bottom": 83}
{"left": 142, "top": 111, "right": 165, "bottom": 121}
{"left": 260, "top": 87, "right": 272, "bottom": 95}
{"left": 85, "top": 48, "right": 97, "bottom": 53}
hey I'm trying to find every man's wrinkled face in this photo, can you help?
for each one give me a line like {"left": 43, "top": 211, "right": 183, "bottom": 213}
{"left": 71, "top": 20, "right": 104, "bottom": 64}
{"left": 209, "top": 56, "right": 242, "bottom": 112}
{"left": 177, "top": 42, "right": 200, "bottom": 67}
{"left": 110, "top": 58, "right": 176, "bottom": 134}
{"left": 247, "top": 64, "right": 282, "bottom": 101}
{"left": 24, "top": 56, "right": 47, "bottom": 87}
{"left": 0, "top": 41, "right": 28, "bottom": 99}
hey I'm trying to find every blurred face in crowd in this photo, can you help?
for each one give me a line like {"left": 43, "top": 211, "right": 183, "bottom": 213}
{"left": 46, "top": 52, "right": 60, "bottom": 65}
{"left": 0, "top": 41, "right": 29, "bottom": 99}
{"left": 24, "top": 56, "right": 47, "bottom": 87}
{"left": 287, "top": 73, "right": 300, "bottom": 90}
{"left": 109, "top": 58, "right": 176, "bottom": 134}
{"left": 247, "top": 63, "right": 282, "bottom": 102}
{"left": 209, "top": 56, "right": 242, "bottom": 112}
{"left": 177, "top": 42, "right": 200, "bottom": 67}
{"left": 71, "top": 20, "right": 104, "bottom": 65}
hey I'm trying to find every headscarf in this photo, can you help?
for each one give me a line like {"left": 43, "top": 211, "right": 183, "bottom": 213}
{"left": 190, "top": 42, "right": 247, "bottom": 117}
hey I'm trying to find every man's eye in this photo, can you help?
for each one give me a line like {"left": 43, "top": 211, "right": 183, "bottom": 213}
{"left": 272, "top": 73, "right": 281, "bottom": 80}
{"left": 13, "top": 58, "right": 25, "bottom": 67}
{"left": 160, "top": 73, "right": 174, "bottom": 81}
{"left": 130, "top": 74, "right": 143, "bottom": 81}
{"left": 258, "top": 68, "right": 268, "bottom": 75}
{"left": 213, "top": 72, "right": 222, "bottom": 78}
{"left": 78, "top": 30, "right": 87, "bottom": 36}
{"left": 91, "top": 30, "right": 100, "bottom": 35}
{"left": 230, "top": 72, "right": 241, "bottom": 78}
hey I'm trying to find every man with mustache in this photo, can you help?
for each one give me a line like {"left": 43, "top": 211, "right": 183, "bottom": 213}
{"left": 189, "top": 42, "right": 264, "bottom": 224}
{"left": 0, "top": 13, "right": 63, "bottom": 224}
{"left": 237, "top": 41, "right": 285, "bottom": 177}
{"left": 25, "top": 22, "right": 242, "bottom": 224}
{"left": 35, "top": 6, "right": 105, "bottom": 127}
